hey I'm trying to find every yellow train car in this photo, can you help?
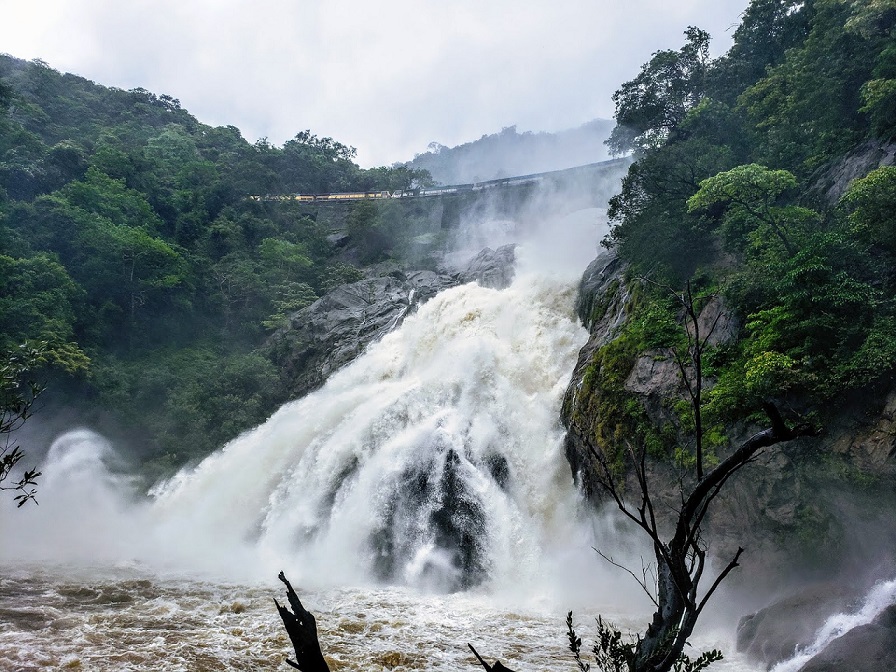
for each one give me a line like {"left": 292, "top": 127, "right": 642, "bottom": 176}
{"left": 318, "top": 192, "right": 368, "bottom": 201}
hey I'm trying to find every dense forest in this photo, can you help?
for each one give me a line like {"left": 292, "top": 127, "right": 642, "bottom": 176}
{"left": 0, "top": 54, "right": 432, "bottom": 482}
{"left": 587, "top": 0, "right": 896, "bottom": 459}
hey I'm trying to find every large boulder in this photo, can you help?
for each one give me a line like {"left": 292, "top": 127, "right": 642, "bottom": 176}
{"left": 736, "top": 584, "right": 896, "bottom": 672}
{"left": 800, "top": 604, "right": 896, "bottom": 672}
{"left": 455, "top": 244, "right": 517, "bottom": 290}
{"left": 266, "top": 272, "right": 455, "bottom": 399}
{"left": 736, "top": 583, "right": 857, "bottom": 668}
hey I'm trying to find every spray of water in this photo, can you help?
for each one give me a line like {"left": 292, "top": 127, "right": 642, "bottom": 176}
{"left": 3, "top": 207, "right": 649, "bottom": 602}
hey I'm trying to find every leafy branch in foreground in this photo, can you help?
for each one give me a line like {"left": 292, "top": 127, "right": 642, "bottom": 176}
{"left": 0, "top": 343, "right": 47, "bottom": 507}
{"left": 566, "top": 611, "right": 721, "bottom": 672}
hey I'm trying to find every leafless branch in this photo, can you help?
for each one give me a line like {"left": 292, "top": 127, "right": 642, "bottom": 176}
{"left": 594, "top": 548, "right": 660, "bottom": 607}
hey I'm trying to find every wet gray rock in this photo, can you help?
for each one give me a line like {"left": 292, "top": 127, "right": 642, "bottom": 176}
{"left": 267, "top": 273, "right": 454, "bottom": 398}
{"left": 267, "top": 245, "right": 517, "bottom": 399}
{"left": 575, "top": 250, "right": 627, "bottom": 331}
{"left": 800, "top": 604, "right": 896, "bottom": 672}
{"left": 455, "top": 244, "right": 517, "bottom": 290}
{"left": 811, "top": 139, "right": 896, "bottom": 204}
{"left": 736, "top": 583, "right": 856, "bottom": 669}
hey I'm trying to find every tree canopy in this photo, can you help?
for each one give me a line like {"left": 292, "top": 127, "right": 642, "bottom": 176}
{"left": 604, "top": 0, "right": 896, "bottom": 416}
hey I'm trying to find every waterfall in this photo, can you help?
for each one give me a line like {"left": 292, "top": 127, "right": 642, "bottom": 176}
{"left": 0, "top": 209, "right": 771, "bottom": 670}
{"left": 147, "top": 267, "right": 595, "bottom": 591}
{"left": 2, "top": 209, "right": 637, "bottom": 597}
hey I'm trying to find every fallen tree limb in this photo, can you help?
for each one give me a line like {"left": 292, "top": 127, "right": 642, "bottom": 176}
{"left": 274, "top": 571, "right": 330, "bottom": 672}
{"left": 468, "top": 643, "right": 517, "bottom": 671}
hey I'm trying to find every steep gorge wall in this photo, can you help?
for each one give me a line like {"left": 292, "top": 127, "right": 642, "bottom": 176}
{"left": 560, "top": 250, "right": 896, "bottom": 584}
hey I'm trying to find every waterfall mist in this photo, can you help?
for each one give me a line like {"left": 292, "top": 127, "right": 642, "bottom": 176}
{"left": 1, "top": 203, "right": 655, "bottom": 611}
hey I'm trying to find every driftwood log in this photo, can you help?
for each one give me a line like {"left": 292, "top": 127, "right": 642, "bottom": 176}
{"left": 275, "top": 572, "right": 516, "bottom": 671}
{"left": 274, "top": 571, "right": 330, "bottom": 672}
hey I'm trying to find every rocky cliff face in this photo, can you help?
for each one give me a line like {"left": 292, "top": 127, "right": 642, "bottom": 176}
{"left": 811, "top": 139, "right": 896, "bottom": 204}
{"left": 266, "top": 244, "right": 517, "bottom": 400}
{"left": 560, "top": 248, "right": 896, "bottom": 670}
{"left": 562, "top": 248, "right": 896, "bottom": 572}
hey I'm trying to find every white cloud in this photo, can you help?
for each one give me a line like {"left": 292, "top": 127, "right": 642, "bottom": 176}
{"left": 1, "top": 0, "right": 748, "bottom": 166}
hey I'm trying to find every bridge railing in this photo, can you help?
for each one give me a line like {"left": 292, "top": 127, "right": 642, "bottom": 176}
{"left": 247, "top": 157, "right": 630, "bottom": 204}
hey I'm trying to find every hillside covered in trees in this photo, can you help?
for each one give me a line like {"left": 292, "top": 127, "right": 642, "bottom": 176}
{"left": 0, "top": 54, "right": 432, "bottom": 481}
{"left": 563, "top": 0, "right": 896, "bottom": 581}
{"left": 592, "top": 0, "right": 896, "bottom": 443}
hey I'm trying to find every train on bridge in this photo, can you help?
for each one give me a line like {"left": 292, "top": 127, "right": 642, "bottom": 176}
{"left": 247, "top": 158, "right": 630, "bottom": 205}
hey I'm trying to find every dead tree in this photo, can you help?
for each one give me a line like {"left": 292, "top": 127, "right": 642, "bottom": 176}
{"left": 468, "top": 644, "right": 517, "bottom": 672}
{"left": 581, "top": 278, "right": 818, "bottom": 671}
{"left": 274, "top": 571, "right": 330, "bottom": 672}
{"left": 587, "top": 401, "right": 817, "bottom": 671}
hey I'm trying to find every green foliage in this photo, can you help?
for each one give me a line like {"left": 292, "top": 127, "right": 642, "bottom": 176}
{"left": 606, "top": 0, "right": 896, "bottom": 428}
{"left": 91, "top": 347, "right": 286, "bottom": 476}
{"left": 735, "top": 0, "right": 880, "bottom": 173}
{"left": 0, "top": 252, "right": 89, "bottom": 370}
{"left": 707, "top": 0, "right": 812, "bottom": 102}
{"left": 841, "top": 165, "right": 896, "bottom": 256}
{"left": 1, "top": 342, "right": 47, "bottom": 506}
{"left": 860, "top": 77, "right": 896, "bottom": 139}
{"left": 687, "top": 164, "right": 818, "bottom": 257}
{"left": 319, "top": 262, "right": 364, "bottom": 292}
{"left": 262, "top": 281, "right": 319, "bottom": 330}
{"left": 604, "top": 137, "right": 736, "bottom": 282}
{"left": 607, "top": 27, "right": 711, "bottom": 155}
{"left": 566, "top": 611, "right": 722, "bottom": 672}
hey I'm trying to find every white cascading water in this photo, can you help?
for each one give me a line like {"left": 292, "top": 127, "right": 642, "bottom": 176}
{"left": 769, "top": 578, "right": 896, "bottom": 672}
{"left": 0, "top": 208, "right": 675, "bottom": 670}
{"left": 146, "top": 255, "right": 599, "bottom": 592}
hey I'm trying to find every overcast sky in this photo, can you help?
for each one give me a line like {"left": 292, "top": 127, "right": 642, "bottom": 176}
{"left": 1, "top": 1, "right": 749, "bottom": 167}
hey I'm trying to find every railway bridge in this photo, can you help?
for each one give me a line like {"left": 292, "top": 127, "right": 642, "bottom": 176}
{"left": 249, "top": 157, "right": 631, "bottom": 205}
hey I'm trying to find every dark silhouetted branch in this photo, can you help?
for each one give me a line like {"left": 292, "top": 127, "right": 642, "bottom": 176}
{"left": 274, "top": 571, "right": 330, "bottom": 672}
{"left": 468, "top": 644, "right": 517, "bottom": 672}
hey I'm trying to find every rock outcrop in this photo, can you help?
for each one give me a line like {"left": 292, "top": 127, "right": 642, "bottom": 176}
{"left": 561, "top": 247, "right": 896, "bottom": 656}
{"left": 267, "top": 245, "right": 516, "bottom": 400}
{"left": 456, "top": 244, "right": 517, "bottom": 290}
{"left": 811, "top": 139, "right": 896, "bottom": 204}
{"left": 799, "top": 604, "right": 896, "bottom": 672}
{"left": 735, "top": 583, "right": 857, "bottom": 668}
{"left": 735, "top": 584, "right": 896, "bottom": 672}
{"left": 560, "top": 251, "right": 629, "bottom": 499}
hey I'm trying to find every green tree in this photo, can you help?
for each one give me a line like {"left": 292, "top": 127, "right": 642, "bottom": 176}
{"left": 707, "top": 0, "right": 812, "bottom": 101}
{"left": 607, "top": 27, "right": 711, "bottom": 155}
{"left": 0, "top": 253, "right": 89, "bottom": 371}
{"left": 686, "top": 164, "right": 818, "bottom": 257}
{"left": 76, "top": 219, "right": 187, "bottom": 345}
{"left": 1, "top": 343, "right": 46, "bottom": 506}
{"left": 841, "top": 165, "right": 896, "bottom": 257}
